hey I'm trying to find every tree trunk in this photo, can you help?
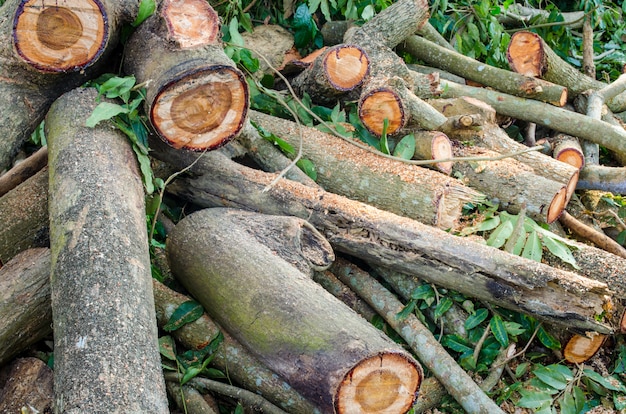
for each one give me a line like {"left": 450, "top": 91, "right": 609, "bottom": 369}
{"left": 152, "top": 280, "right": 323, "bottom": 414}
{"left": 151, "top": 145, "right": 614, "bottom": 334}
{"left": 46, "top": 87, "right": 168, "bottom": 413}
{"left": 248, "top": 111, "right": 483, "bottom": 230}
{"left": 0, "top": 248, "right": 51, "bottom": 366}
{"left": 507, "top": 31, "right": 626, "bottom": 112}
{"left": 0, "top": 0, "right": 132, "bottom": 171}
{"left": 167, "top": 208, "right": 423, "bottom": 414}
{"left": 399, "top": 35, "right": 568, "bottom": 106}
{"left": 123, "top": 0, "right": 248, "bottom": 151}
{"left": 292, "top": 44, "right": 370, "bottom": 105}
{"left": 0, "top": 167, "right": 49, "bottom": 264}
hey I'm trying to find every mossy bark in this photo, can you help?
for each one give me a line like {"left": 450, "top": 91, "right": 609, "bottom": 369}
{"left": 46, "top": 87, "right": 168, "bottom": 413}
{"left": 167, "top": 207, "right": 422, "bottom": 413}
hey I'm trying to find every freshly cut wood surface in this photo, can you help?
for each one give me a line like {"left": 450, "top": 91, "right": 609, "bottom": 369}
{"left": 413, "top": 130, "right": 453, "bottom": 174}
{"left": 167, "top": 208, "right": 422, "bottom": 413}
{"left": 552, "top": 134, "right": 585, "bottom": 170}
{"left": 124, "top": 0, "right": 249, "bottom": 151}
{"left": 13, "top": 0, "right": 107, "bottom": 72}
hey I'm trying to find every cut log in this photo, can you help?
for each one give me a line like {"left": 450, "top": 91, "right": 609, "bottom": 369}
{"left": 248, "top": 110, "right": 484, "bottom": 229}
{"left": 577, "top": 165, "right": 626, "bottom": 194}
{"left": 0, "top": 167, "right": 49, "bottom": 264}
{"left": 292, "top": 44, "right": 369, "bottom": 105}
{"left": 358, "top": 76, "right": 448, "bottom": 135}
{"left": 0, "top": 248, "right": 51, "bottom": 366}
{"left": 46, "top": 87, "right": 168, "bottom": 413}
{"left": 400, "top": 35, "right": 568, "bottom": 106}
{"left": 428, "top": 98, "right": 580, "bottom": 208}
{"left": 507, "top": 31, "right": 626, "bottom": 112}
{"left": 0, "top": 358, "right": 53, "bottom": 413}
{"left": 451, "top": 144, "right": 569, "bottom": 223}
{"left": 563, "top": 333, "right": 606, "bottom": 364}
{"left": 167, "top": 208, "right": 423, "bottom": 414}
{"left": 412, "top": 130, "right": 453, "bottom": 174}
{"left": 152, "top": 145, "right": 614, "bottom": 333}
{"left": 152, "top": 280, "right": 323, "bottom": 414}
{"left": 12, "top": 0, "right": 107, "bottom": 72}
{"left": 0, "top": 0, "right": 129, "bottom": 171}
{"left": 0, "top": 146, "right": 47, "bottom": 197}
{"left": 124, "top": 0, "right": 248, "bottom": 151}
{"left": 551, "top": 134, "right": 584, "bottom": 170}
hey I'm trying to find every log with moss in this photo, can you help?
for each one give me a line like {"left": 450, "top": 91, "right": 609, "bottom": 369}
{"left": 150, "top": 144, "right": 614, "bottom": 334}
{"left": 124, "top": 0, "right": 249, "bottom": 151}
{"left": 167, "top": 208, "right": 423, "bottom": 414}
{"left": 0, "top": 0, "right": 142, "bottom": 171}
{"left": 46, "top": 87, "right": 168, "bottom": 412}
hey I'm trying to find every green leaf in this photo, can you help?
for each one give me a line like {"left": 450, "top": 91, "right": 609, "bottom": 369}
{"left": 396, "top": 300, "right": 416, "bottom": 320}
{"left": 465, "top": 308, "right": 489, "bottom": 330}
{"left": 132, "top": 0, "right": 156, "bottom": 27}
{"left": 239, "top": 49, "right": 259, "bottom": 73}
{"left": 158, "top": 336, "right": 176, "bottom": 361}
{"left": 229, "top": 17, "right": 245, "bottom": 47}
{"left": 583, "top": 369, "right": 626, "bottom": 393}
{"left": 234, "top": 403, "right": 245, "bottom": 414}
{"left": 537, "top": 325, "right": 561, "bottom": 350}
{"left": 490, "top": 314, "right": 509, "bottom": 347}
{"left": 181, "top": 366, "right": 202, "bottom": 385}
{"left": 296, "top": 158, "right": 317, "bottom": 180}
{"left": 572, "top": 385, "right": 586, "bottom": 412}
{"left": 486, "top": 219, "right": 513, "bottom": 248}
{"left": 541, "top": 234, "right": 579, "bottom": 269}
{"left": 521, "top": 230, "right": 542, "bottom": 262}
{"left": 410, "top": 284, "right": 434, "bottom": 300}
{"left": 380, "top": 118, "right": 390, "bottom": 154}
{"left": 516, "top": 389, "right": 554, "bottom": 409}
{"left": 163, "top": 300, "right": 204, "bottom": 332}
{"left": 98, "top": 75, "right": 136, "bottom": 102}
{"left": 292, "top": 4, "right": 317, "bottom": 48}
{"left": 393, "top": 134, "right": 416, "bottom": 160}
{"left": 515, "top": 362, "right": 530, "bottom": 378}
{"left": 361, "top": 4, "right": 375, "bottom": 20}
{"left": 441, "top": 334, "right": 473, "bottom": 354}
{"left": 503, "top": 321, "right": 526, "bottom": 336}
{"left": 533, "top": 365, "right": 568, "bottom": 390}
{"left": 131, "top": 143, "right": 155, "bottom": 194}
{"left": 433, "top": 297, "right": 453, "bottom": 321}
{"left": 85, "top": 102, "right": 130, "bottom": 127}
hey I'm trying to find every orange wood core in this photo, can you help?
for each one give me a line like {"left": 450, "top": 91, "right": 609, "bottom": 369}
{"left": 508, "top": 31, "right": 544, "bottom": 77}
{"left": 359, "top": 90, "right": 404, "bottom": 137}
{"left": 13, "top": 0, "right": 107, "bottom": 72}
{"left": 325, "top": 46, "right": 369, "bottom": 90}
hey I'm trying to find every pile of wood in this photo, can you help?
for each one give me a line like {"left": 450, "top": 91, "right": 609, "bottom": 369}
{"left": 1, "top": 0, "right": 625, "bottom": 412}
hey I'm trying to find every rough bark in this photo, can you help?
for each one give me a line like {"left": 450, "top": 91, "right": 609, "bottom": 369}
{"left": 400, "top": 35, "right": 567, "bottom": 106}
{"left": 167, "top": 208, "right": 423, "bottom": 414}
{"left": 248, "top": 110, "right": 484, "bottom": 230}
{"left": 507, "top": 31, "right": 626, "bottom": 112}
{"left": 0, "top": 167, "right": 49, "bottom": 264}
{"left": 292, "top": 44, "right": 370, "bottom": 105}
{"left": 0, "top": 146, "right": 47, "bottom": 197}
{"left": 152, "top": 146, "right": 613, "bottom": 333}
{"left": 0, "top": 0, "right": 134, "bottom": 171}
{"left": 577, "top": 165, "right": 626, "bottom": 193}
{"left": 124, "top": 0, "right": 248, "bottom": 151}
{"left": 166, "top": 381, "right": 219, "bottom": 414}
{"left": 0, "top": 248, "right": 51, "bottom": 366}
{"left": 0, "top": 358, "right": 53, "bottom": 413}
{"left": 152, "top": 280, "right": 323, "bottom": 414}
{"left": 46, "top": 87, "right": 168, "bottom": 413}
{"left": 451, "top": 144, "right": 569, "bottom": 223}
{"left": 439, "top": 80, "right": 626, "bottom": 161}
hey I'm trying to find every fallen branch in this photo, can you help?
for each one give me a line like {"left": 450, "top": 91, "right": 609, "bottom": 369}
{"left": 559, "top": 211, "right": 626, "bottom": 259}
{"left": 0, "top": 146, "right": 47, "bottom": 197}
{"left": 333, "top": 260, "right": 506, "bottom": 414}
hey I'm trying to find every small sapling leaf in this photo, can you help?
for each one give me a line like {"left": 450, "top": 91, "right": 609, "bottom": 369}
{"left": 163, "top": 300, "right": 205, "bottom": 332}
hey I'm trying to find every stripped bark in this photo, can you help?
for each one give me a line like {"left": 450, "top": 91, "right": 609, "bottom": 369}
{"left": 47, "top": 87, "right": 168, "bottom": 413}
{"left": 124, "top": 0, "right": 248, "bottom": 151}
{"left": 167, "top": 208, "right": 423, "bottom": 413}
{"left": 248, "top": 110, "right": 483, "bottom": 229}
{"left": 0, "top": 248, "right": 51, "bottom": 366}
{"left": 151, "top": 145, "right": 614, "bottom": 333}
{"left": 400, "top": 35, "right": 567, "bottom": 106}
